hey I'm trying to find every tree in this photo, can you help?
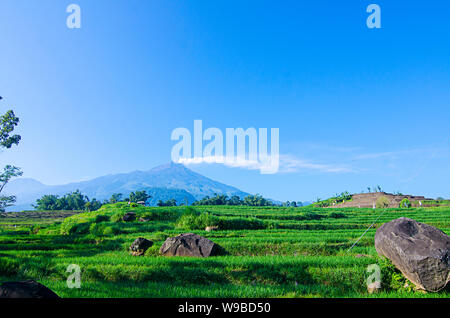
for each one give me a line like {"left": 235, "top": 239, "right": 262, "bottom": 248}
{"left": 0, "top": 97, "right": 22, "bottom": 212}
{"left": 128, "top": 190, "right": 151, "bottom": 204}
{"left": 34, "top": 190, "right": 103, "bottom": 211}
{"left": 0, "top": 165, "right": 23, "bottom": 211}
{"left": 64, "top": 190, "right": 87, "bottom": 210}
{"left": 0, "top": 98, "right": 21, "bottom": 149}
{"left": 191, "top": 193, "right": 273, "bottom": 207}
{"left": 85, "top": 198, "right": 102, "bottom": 211}
{"left": 243, "top": 194, "right": 273, "bottom": 207}
{"left": 109, "top": 193, "right": 123, "bottom": 204}
{"left": 33, "top": 194, "right": 59, "bottom": 210}
{"left": 227, "top": 195, "right": 243, "bottom": 206}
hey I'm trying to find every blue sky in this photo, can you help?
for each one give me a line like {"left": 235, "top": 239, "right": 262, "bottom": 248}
{"left": 0, "top": 1, "right": 449, "bottom": 202}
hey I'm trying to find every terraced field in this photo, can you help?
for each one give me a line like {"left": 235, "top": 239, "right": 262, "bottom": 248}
{"left": 0, "top": 204, "right": 448, "bottom": 298}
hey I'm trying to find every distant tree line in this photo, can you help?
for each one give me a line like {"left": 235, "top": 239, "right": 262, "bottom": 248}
{"left": 281, "top": 201, "right": 303, "bottom": 207}
{"left": 34, "top": 190, "right": 303, "bottom": 210}
{"left": 193, "top": 194, "right": 280, "bottom": 207}
{"left": 34, "top": 190, "right": 102, "bottom": 211}
{"left": 157, "top": 198, "right": 178, "bottom": 207}
{"left": 34, "top": 190, "right": 152, "bottom": 211}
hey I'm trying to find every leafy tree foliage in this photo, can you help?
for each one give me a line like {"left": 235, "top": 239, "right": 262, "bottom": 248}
{"left": 108, "top": 193, "right": 123, "bottom": 204}
{"left": 243, "top": 194, "right": 273, "bottom": 206}
{"left": 0, "top": 100, "right": 21, "bottom": 148}
{"left": 34, "top": 190, "right": 103, "bottom": 211}
{"left": 0, "top": 96, "right": 22, "bottom": 211}
{"left": 85, "top": 198, "right": 103, "bottom": 211}
{"left": 193, "top": 193, "right": 273, "bottom": 206}
{"left": 127, "top": 190, "right": 151, "bottom": 204}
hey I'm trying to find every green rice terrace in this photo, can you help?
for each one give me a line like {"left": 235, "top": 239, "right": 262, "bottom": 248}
{"left": 0, "top": 203, "right": 449, "bottom": 298}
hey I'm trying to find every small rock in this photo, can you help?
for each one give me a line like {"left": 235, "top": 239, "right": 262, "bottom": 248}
{"left": 0, "top": 280, "right": 59, "bottom": 298}
{"left": 205, "top": 226, "right": 218, "bottom": 232}
{"left": 130, "top": 237, "right": 153, "bottom": 256}
{"left": 123, "top": 212, "right": 136, "bottom": 222}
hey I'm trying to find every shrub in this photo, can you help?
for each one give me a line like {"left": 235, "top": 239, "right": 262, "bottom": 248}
{"left": 399, "top": 198, "right": 411, "bottom": 208}
{"left": 111, "top": 211, "right": 126, "bottom": 223}
{"left": 182, "top": 206, "right": 200, "bottom": 216}
{"left": 30, "top": 225, "right": 42, "bottom": 234}
{"left": 329, "top": 212, "right": 346, "bottom": 219}
{"left": 141, "top": 210, "right": 180, "bottom": 221}
{"left": 378, "top": 257, "right": 413, "bottom": 292}
{"left": 0, "top": 258, "right": 19, "bottom": 276}
{"left": 89, "top": 223, "right": 106, "bottom": 236}
{"left": 176, "top": 212, "right": 218, "bottom": 230}
{"left": 218, "top": 217, "right": 265, "bottom": 230}
{"left": 376, "top": 196, "right": 390, "bottom": 209}
{"left": 102, "top": 226, "right": 119, "bottom": 236}
{"left": 303, "top": 212, "right": 325, "bottom": 220}
{"left": 61, "top": 221, "right": 90, "bottom": 235}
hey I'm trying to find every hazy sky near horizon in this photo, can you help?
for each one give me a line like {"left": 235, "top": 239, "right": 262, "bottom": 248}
{"left": 0, "top": 1, "right": 449, "bottom": 201}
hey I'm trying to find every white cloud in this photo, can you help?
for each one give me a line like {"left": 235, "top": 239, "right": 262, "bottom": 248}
{"left": 178, "top": 155, "right": 268, "bottom": 171}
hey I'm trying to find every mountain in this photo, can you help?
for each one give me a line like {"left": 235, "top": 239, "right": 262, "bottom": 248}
{"left": 3, "top": 163, "right": 250, "bottom": 211}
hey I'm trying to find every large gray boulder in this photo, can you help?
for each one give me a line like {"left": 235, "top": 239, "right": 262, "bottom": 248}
{"left": 375, "top": 217, "right": 450, "bottom": 292}
{"left": 160, "top": 233, "right": 219, "bottom": 257}
{"left": 0, "top": 280, "right": 59, "bottom": 298}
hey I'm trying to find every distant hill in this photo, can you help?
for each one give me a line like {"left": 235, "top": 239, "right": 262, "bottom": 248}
{"left": 4, "top": 163, "right": 250, "bottom": 211}
{"left": 329, "top": 192, "right": 434, "bottom": 209}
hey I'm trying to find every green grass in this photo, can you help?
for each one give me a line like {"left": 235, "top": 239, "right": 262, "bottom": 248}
{"left": 0, "top": 204, "right": 448, "bottom": 298}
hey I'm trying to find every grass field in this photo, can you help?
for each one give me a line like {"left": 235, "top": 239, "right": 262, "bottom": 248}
{"left": 0, "top": 204, "right": 449, "bottom": 298}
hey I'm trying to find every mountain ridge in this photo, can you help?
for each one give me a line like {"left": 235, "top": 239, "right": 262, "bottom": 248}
{"left": 3, "top": 163, "right": 250, "bottom": 211}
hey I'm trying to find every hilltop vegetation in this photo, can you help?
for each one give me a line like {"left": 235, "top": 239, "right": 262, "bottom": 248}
{"left": 0, "top": 204, "right": 448, "bottom": 298}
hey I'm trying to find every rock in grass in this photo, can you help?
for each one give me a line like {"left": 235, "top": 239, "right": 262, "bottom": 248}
{"left": 130, "top": 237, "right": 153, "bottom": 256}
{"left": 375, "top": 217, "right": 450, "bottom": 292}
{"left": 160, "top": 233, "right": 220, "bottom": 257}
{"left": 0, "top": 280, "right": 59, "bottom": 298}
{"left": 122, "top": 212, "right": 136, "bottom": 222}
